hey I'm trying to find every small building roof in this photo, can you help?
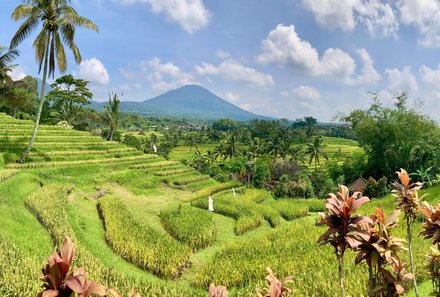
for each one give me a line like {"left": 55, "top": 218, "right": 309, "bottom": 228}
{"left": 348, "top": 177, "right": 368, "bottom": 193}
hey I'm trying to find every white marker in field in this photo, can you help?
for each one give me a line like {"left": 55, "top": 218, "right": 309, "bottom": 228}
{"left": 208, "top": 195, "right": 214, "bottom": 212}
{"left": 153, "top": 144, "right": 157, "bottom": 153}
{"left": 232, "top": 187, "right": 236, "bottom": 198}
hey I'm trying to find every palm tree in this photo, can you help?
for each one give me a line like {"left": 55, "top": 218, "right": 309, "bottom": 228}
{"left": 0, "top": 47, "right": 18, "bottom": 81}
{"left": 104, "top": 93, "right": 121, "bottom": 141}
{"left": 10, "top": 0, "right": 98, "bottom": 162}
{"left": 185, "top": 133, "right": 199, "bottom": 153}
{"left": 0, "top": 47, "right": 19, "bottom": 98}
{"left": 305, "top": 136, "right": 328, "bottom": 172}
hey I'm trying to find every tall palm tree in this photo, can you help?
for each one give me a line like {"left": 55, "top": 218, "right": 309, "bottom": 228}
{"left": 305, "top": 136, "right": 328, "bottom": 172}
{"left": 10, "top": 0, "right": 98, "bottom": 162}
{"left": 104, "top": 93, "right": 121, "bottom": 141}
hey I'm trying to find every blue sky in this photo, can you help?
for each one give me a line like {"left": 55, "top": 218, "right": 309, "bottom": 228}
{"left": 2, "top": 0, "right": 440, "bottom": 121}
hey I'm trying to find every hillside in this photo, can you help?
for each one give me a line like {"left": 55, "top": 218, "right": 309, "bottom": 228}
{"left": 91, "top": 85, "right": 273, "bottom": 121}
{"left": 0, "top": 113, "right": 432, "bottom": 296}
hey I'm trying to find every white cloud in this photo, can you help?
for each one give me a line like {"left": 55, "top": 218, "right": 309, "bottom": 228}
{"left": 257, "top": 24, "right": 380, "bottom": 85}
{"left": 351, "top": 48, "right": 381, "bottom": 85}
{"left": 302, "top": 0, "right": 398, "bottom": 38}
{"left": 398, "top": 0, "right": 440, "bottom": 47}
{"left": 240, "top": 103, "right": 251, "bottom": 111}
{"left": 292, "top": 85, "right": 326, "bottom": 112}
{"left": 77, "top": 58, "right": 110, "bottom": 85}
{"left": 224, "top": 92, "right": 240, "bottom": 102}
{"left": 302, "top": 0, "right": 357, "bottom": 31}
{"left": 195, "top": 59, "right": 274, "bottom": 88}
{"left": 9, "top": 65, "right": 27, "bottom": 81}
{"left": 140, "top": 57, "right": 196, "bottom": 92}
{"left": 293, "top": 85, "right": 321, "bottom": 100}
{"left": 420, "top": 64, "right": 440, "bottom": 87}
{"left": 215, "top": 50, "right": 230, "bottom": 59}
{"left": 280, "top": 90, "right": 290, "bottom": 97}
{"left": 114, "top": 0, "right": 211, "bottom": 33}
{"left": 195, "top": 62, "right": 220, "bottom": 76}
{"left": 385, "top": 66, "right": 418, "bottom": 92}
{"left": 257, "top": 24, "right": 321, "bottom": 74}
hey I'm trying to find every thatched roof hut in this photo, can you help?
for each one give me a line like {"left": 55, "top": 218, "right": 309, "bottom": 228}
{"left": 348, "top": 177, "right": 368, "bottom": 193}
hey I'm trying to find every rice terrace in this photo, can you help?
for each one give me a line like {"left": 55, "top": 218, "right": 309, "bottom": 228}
{"left": 3, "top": 1, "right": 440, "bottom": 297}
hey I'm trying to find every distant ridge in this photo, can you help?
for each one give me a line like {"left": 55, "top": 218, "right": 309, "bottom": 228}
{"left": 90, "top": 85, "right": 274, "bottom": 121}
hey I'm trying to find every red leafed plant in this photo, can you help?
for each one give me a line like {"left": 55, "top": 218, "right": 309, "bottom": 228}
{"left": 38, "top": 236, "right": 77, "bottom": 297}
{"left": 391, "top": 168, "right": 424, "bottom": 296}
{"left": 64, "top": 268, "right": 106, "bottom": 297}
{"left": 38, "top": 236, "right": 135, "bottom": 297}
{"left": 318, "top": 185, "right": 371, "bottom": 297}
{"left": 419, "top": 201, "right": 440, "bottom": 296}
{"left": 208, "top": 283, "right": 228, "bottom": 297}
{"left": 354, "top": 207, "right": 412, "bottom": 296}
{"left": 419, "top": 201, "right": 440, "bottom": 246}
{"left": 256, "top": 267, "right": 293, "bottom": 297}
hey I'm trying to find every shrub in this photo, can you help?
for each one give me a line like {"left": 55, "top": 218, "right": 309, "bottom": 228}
{"left": 254, "top": 159, "right": 271, "bottom": 188}
{"left": 364, "top": 176, "right": 388, "bottom": 198}
{"left": 273, "top": 175, "right": 314, "bottom": 198}
{"left": 160, "top": 205, "right": 215, "bottom": 251}
{"left": 309, "top": 170, "right": 335, "bottom": 198}
{"left": 269, "top": 159, "right": 300, "bottom": 181}
{"left": 122, "top": 134, "right": 141, "bottom": 150}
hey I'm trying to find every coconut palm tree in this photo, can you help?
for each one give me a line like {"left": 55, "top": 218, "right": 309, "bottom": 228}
{"left": 104, "top": 93, "right": 121, "bottom": 141}
{"left": 10, "top": 0, "right": 98, "bottom": 162}
{"left": 305, "top": 136, "right": 328, "bottom": 172}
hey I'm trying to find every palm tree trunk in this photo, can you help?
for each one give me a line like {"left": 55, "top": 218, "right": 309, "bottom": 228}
{"left": 314, "top": 154, "right": 317, "bottom": 173}
{"left": 19, "top": 39, "right": 50, "bottom": 163}
{"left": 407, "top": 218, "right": 419, "bottom": 297}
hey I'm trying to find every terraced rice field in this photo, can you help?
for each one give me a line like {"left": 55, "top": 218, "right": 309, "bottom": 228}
{"left": 0, "top": 113, "right": 433, "bottom": 296}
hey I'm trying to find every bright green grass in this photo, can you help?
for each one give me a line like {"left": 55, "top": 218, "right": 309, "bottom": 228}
{"left": 0, "top": 173, "right": 53, "bottom": 259}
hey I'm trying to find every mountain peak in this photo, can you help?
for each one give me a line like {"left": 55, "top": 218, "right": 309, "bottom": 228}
{"left": 91, "top": 85, "right": 273, "bottom": 121}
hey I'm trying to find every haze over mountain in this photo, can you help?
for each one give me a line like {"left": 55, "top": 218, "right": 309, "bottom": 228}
{"left": 91, "top": 85, "right": 273, "bottom": 121}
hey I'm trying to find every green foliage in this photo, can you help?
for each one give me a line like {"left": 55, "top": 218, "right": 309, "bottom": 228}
{"left": 46, "top": 74, "right": 93, "bottom": 126}
{"left": 272, "top": 174, "right": 315, "bottom": 198}
{"left": 98, "top": 196, "right": 191, "bottom": 279}
{"left": 327, "top": 150, "right": 368, "bottom": 184}
{"left": 212, "top": 119, "right": 239, "bottom": 131}
{"left": 343, "top": 92, "right": 440, "bottom": 179}
{"left": 122, "top": 134, "right": 142, "bottom": 150}
{"left": 254, "top": 158, "right": 271, "bottom": 188}
{"left": 160, "top": 204, "right": 215, "bottom": 251}
{"left": 364, "top": 176, "right": 388, "bottom": 198}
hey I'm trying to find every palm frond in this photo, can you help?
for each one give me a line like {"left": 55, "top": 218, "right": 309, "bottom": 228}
{"left": 10, "top": 16, "right": 39, "bottom": 49}
{"left": 54, "top": 31, "right": 67, "bottom": 72}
